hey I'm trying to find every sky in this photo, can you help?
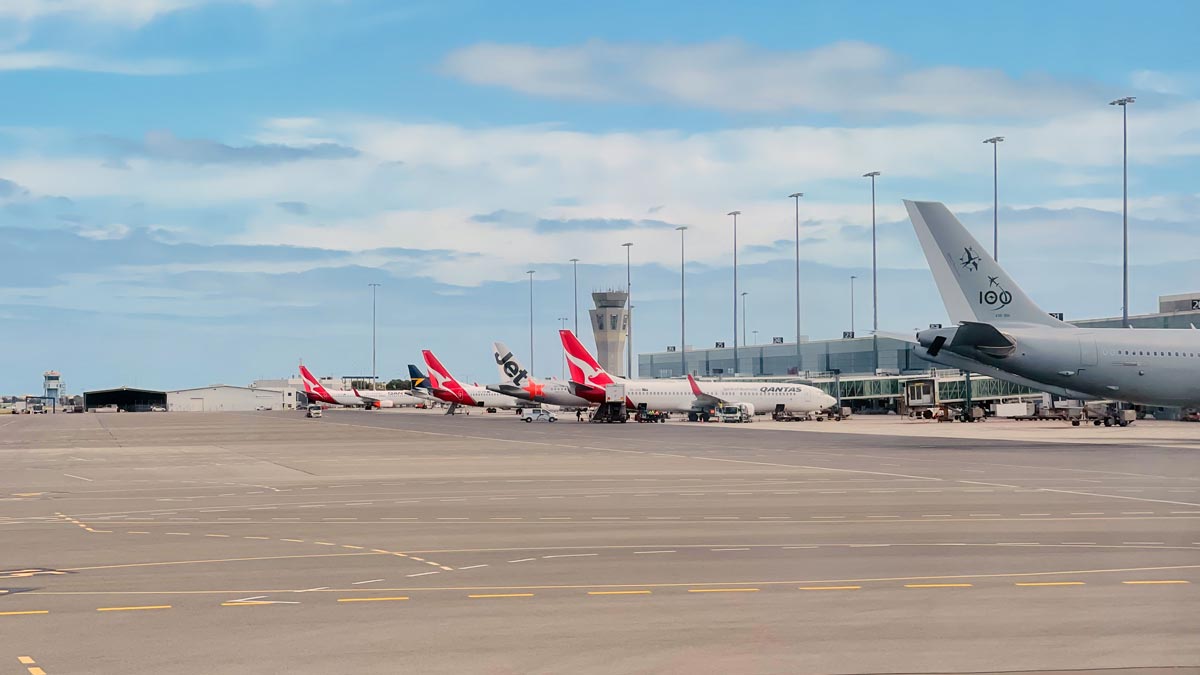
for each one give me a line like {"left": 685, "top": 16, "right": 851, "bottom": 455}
{"left": 1, "top": 0, "right": 1198, "bottom": 393}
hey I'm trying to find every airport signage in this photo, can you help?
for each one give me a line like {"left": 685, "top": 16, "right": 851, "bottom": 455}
{"left": 666, "top": 345, "right": 676, "bottom": 352}
{"left": 929, "top": 323, "right": 942, "bottom": 329}
{"left": 1048, "top": 312, "right": 1064, "bottom": 320}
{"left": 1192, "top": 299, "right": 1200, "bottom": 310}
{"left": 772, "top": 337, "right": 784, "bottom": 344}
{"left": 842, "top": 331, "right": 855, "bottom": 339}
{"left": 714, "top": 341, "right": 726, "bottom": 348}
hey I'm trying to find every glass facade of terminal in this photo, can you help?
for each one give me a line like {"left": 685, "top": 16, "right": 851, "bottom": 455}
{"left": 639, "top": 336, "right": 940, "bottom": 379}
{"left": 638, "top": 306, "right": 1200, "bottom": 380}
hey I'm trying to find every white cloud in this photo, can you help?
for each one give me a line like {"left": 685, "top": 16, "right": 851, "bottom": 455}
{"left": 4, "top": 107, "right": 1200, "bottom": 287}
{"left": 442, "top": 40, "right": 1098, "bottom": 118}
{"left": 0, "top": 0, "right": 273, "bottom": 27}
{"left": 0, "top": 50, "right": 192, "bottom": 74}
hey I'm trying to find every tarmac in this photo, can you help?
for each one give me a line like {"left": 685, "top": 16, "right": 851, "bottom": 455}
{"left": 1, "top": 409, "right": 1198, "bottom": 674}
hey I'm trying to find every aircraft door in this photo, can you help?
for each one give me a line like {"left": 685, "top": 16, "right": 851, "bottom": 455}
{"left": 1078, "top": 337, "right": 1098, "bottom": 367}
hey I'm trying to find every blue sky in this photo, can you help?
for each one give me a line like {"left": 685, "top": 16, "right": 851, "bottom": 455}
{"left": 1, "top": 0, "right": 1198, "bottom": 392}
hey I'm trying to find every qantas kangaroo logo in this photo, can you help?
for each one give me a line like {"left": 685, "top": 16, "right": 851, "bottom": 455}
{"left": 564, "top": 351, "right": 609, "bottom": 385}
{"left": 493, "top": 350, "right": 529, "bottom": 386}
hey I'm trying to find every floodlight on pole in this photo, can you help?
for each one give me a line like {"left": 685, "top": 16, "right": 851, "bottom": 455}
{"left": 983, "top": 137, "right": 1004, "bottom": 260}
{"left": 675, "top": 226, "right": 688, "bottom": 377}
{"left": 727, "top": 211, "right": 741, "bottom": 375}
{"left": 526, "top": 270, "right": 535, "bottom": 373}
{"left": 849, "top": 275, "right": 858, "bottom": 336}
{"left": 368, "top": 283, "right": 381, "bottom": 390}
{"left": 569, "top": 258, "right": 580, "bottom": 334}
{"left": 1110, "top": 96, "right": 1135, "bottom": 327}
{"left": 788, "top": 192, "right": 803, "bottom": 371}
{"left": 862, "top": 172, "right": 880, "bottom": 333}
{"left": 622, "top": 242, "right": 633, "bottom": 378}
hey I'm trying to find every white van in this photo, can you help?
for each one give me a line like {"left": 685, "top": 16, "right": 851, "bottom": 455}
{"left": 306, "top": 404, "right": 323, "bottom": 418}
{"left": 521, "top": 408, "right": 557, "bottom": 423}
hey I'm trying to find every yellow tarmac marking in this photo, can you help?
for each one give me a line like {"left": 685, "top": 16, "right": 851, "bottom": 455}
{"left": 62, "top": 551, "right": 381, "bottom": 572}
{"left": 96, "top": 605, "right": 172, "bottom": 612}
{"left": 798, "top": 586, "right": 861, "bottom": 591}
{"left": 0, "top": 611, "right": 49, "bottom": 616}
{"left": 205, "top": 534, "right": 229, "bottom": 538}
{"left": 688, "top": 588, "right": 759, "bottom": 593}
{"left": 29, "top": 669, "right": 46, "bottom": 675}
{"left": 587, "top": 590, "right": 651, "bottom": 595}
{"left": 341, "top": 545, "right": 363, "bottom": 550}
{"left": 1122, "top": 580, "right": 1190, "bottom": 585}
{"left": 27, "top": 564, "right": 1200, "bottom": 597}
{"left": 337, "top": 596, "right": 410, "bottom": 603}
{"left": 1015, "top": 582, "right": 1085, "bottom": 587}
{"left": 281, "top": 539, "right": 305, "bottom": 543}
{"left": 468, "top": 593, "right": 534, "bottom": 599}
{"left": 905, "top": 583, "right": 973, "bottom": 588}
{"left": 18, "top": 657, "right": 35, "bottom": 665}
{"left": 313, "top": 542, "right": 335, "bottom": 546}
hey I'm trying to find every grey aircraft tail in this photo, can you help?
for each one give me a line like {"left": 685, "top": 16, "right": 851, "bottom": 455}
{"left": 904, "top": 200, "right": 1066, "bottom": 329}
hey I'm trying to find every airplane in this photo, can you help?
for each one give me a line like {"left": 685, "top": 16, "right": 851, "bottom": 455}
{"left": 408, "top": 364, "right": 436, "bottom": 401}
{"left": 898, "top": 200, "right": 1200, "bottom": 412}
{"left": 559, "top": 330, "right": 835, "bottom": 420}
{"left": 420, "top": 350, "right": 524, "bottom": 413}
{"left": 298, "top": 364, "right": 421, "bottom": 408}
{"left": 486, "top": 342, "right": 593, "bottom": 408}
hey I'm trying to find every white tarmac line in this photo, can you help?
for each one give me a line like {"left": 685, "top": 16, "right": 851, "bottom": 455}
{"left": 352, "top": 579, "right": 384, "bottom": 585}
{"left": 63, "top": 473, "right": 93, "bottom": 482}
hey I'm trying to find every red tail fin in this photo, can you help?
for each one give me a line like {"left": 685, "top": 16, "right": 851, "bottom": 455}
{"left": 559, "top": 330, "right": 614, "bottom": 387}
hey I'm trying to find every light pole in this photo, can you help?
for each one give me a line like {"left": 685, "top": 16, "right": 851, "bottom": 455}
{"left": 368, "top": 283, "right": 381, "bottom": 390}
{"left": 727, "top": 210, "right": 740, "bottom": 374}
{"left": 752, "top": 329, "right": 758, "bottom": 344}
{"left": 788, "top": 192, "right": 803, "bottom": 371}
{"left": 526, "top": 270, "right": 535, "bottom": 373}
{"left": 622, "top": 242, "right": 633, "bottom": 378}
{"left": 741, "top": 291, "right": 748, "bottom": 346}
{"left": 862, "top": 172, "right": 880, "bottom": 332}
{"left": 983, "top": 137, "right": 1004, "bottom": 260}
{"left": 558, "top": 317, "right": 569, "bottom": 378}
{"left": 850, "top": 275, "right": 857, "bottom": 336}
{"left": 1110, "top": 96, "right": 1135, "bottom": 327}
{"left": 675, "top": 225, "right": 687, "bottom": 377}
{"left": 569, "top": 258, "right": 580, "bottom": 334}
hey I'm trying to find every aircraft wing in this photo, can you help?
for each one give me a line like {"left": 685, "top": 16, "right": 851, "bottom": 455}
{"left": 686, "top": 375, "right": 726, "bottom": 407}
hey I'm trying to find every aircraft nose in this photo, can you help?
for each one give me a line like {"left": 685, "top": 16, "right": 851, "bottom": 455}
{"left": 822, "top": 394, "right": 837, "bottom": 409}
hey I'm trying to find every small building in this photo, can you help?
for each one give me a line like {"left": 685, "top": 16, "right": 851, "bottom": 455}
{"left": 84, "top": 387, "right": 166, "bottom": 412}
{"left": 44, "top": 370, "right": 64, "bottom": 402}
{"left": 166, "top": 385, "right": 287, "bottom": 412}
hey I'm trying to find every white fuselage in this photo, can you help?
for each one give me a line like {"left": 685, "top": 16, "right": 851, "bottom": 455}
{"left": 457, "top": 384, "right": 524, "bottom": 410}
{"left": 616, "top": 378, "right": 833, "bottom": 414}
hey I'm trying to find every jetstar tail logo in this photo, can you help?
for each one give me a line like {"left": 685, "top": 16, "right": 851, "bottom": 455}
{"left": 494, "top": 350, "right": 529, "bottom": 386}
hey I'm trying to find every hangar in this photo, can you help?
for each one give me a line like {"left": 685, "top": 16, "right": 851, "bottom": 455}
{"left": 166, "top": 385, "right": 287, "bottom": 412}
{"left": 83, "top": 387, "right": 166, "bottom": 412}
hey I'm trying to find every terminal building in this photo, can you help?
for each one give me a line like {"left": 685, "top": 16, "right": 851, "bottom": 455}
{"left": 637, "top": 292, "right": 1200, "bottom": 416}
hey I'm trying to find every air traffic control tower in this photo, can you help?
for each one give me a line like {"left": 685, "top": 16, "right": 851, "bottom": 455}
{"left": 589, "top": 290, "right": 629, "bottom": 375}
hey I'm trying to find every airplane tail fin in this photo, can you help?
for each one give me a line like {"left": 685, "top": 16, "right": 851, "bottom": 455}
{"left": 559, "top": 329, "right": 614, "bottom": 387}
{"left": 421, "top": 350, "right": 460, "bottom": 392}
{"left": 407, "top": 364, "right": 430, "bottom": 391}
{"left": 299, "top": 364, "right": 330, "bottom": 398}
{"left": 493, "top": 342, "right": 534, "bottom": 387}
{"left": 904, "top": 200, "right": 1065, "bottom": 328}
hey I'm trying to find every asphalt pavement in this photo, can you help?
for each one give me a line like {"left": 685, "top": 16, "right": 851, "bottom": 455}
{"left": 1, "top": 410, "right": 1197, "bottom": 674}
